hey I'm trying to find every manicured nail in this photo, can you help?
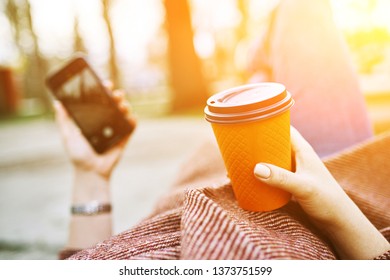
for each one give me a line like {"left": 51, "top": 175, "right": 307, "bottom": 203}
{"left": 254, "top": 164, "right": 271, "bottom": 179}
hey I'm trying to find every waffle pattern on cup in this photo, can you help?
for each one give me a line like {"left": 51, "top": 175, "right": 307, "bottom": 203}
{"left": 212, "top": 112, "right": 291, "bottom": 211}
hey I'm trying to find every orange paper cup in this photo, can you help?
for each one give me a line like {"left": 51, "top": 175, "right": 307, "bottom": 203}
{"left": 204, "top": 83, "right": 294, "bottom": 212}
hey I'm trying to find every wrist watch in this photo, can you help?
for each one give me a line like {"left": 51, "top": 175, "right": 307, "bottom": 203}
{"left": 71, "top": 201, "right": 111, "bottom": 216}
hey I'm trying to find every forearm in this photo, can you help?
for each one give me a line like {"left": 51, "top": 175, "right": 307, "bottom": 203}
{"left": 67, "top": 168, "right": 113, "bottom": 250}
{"left": 325, "top": 198, "right": 390, "bottom": 260}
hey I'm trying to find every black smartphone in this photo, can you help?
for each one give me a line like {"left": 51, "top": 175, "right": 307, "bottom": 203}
{"left": 46, "top": 55, "right": 135, "bottom": 154}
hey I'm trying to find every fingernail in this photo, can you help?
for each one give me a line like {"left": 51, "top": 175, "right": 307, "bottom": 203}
{"left": 53, "top": 100, "right": 60, "bottom": 108}
{"left": 254, "top": 164, "right": 271, "bottom": 179}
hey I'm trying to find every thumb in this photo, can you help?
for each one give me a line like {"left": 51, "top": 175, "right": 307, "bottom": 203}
{"left": 254, "top": 163, "right": 306, "bottom": 197}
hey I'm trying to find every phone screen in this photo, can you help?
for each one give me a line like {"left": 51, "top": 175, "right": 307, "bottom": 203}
{"left": 47, "top": 57, "right": 134, "bottom": 153}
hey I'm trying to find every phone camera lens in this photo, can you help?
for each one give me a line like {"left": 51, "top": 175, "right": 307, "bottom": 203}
{"left": 103, "top": 126, "right": 114, "bottom": 138}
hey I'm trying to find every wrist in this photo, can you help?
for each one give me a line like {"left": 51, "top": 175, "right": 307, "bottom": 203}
{"left": 72, "top": 168, "right": 111, "bottom": 204}
{"left": 72, "top": 160, "right": 113, "bottom": 180}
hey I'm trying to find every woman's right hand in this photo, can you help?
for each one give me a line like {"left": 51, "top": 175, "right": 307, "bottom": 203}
{"left": 254, "top": 127, "right": 349, "bottom": 227}
{"left": 253, "top": 127, "right": 390, "bottom": 259}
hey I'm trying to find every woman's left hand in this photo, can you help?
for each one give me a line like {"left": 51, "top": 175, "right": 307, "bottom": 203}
{"left": 54, "top": 87, "right": 136, "bottom": 179}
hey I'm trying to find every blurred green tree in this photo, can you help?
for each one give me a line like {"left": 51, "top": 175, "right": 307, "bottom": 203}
{"left": 345, "top": 27, "right": 390, "bottom": 74}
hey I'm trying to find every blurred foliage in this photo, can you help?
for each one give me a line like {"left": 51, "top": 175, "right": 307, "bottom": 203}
{"left": 0, "top": 0, "right": 261, "bottom": 117}
{"left": 345, "top": 27, "right": 390, "bottom": 74}
{"left": 1, "top": 0, "right": 390, "bottom": 118}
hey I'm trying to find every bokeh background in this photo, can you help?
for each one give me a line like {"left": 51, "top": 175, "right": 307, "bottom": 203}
{"left": 1, "top": 0, "right": 390, "bottom": 259}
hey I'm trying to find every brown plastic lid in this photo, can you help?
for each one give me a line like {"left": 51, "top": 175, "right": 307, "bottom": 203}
{"left": 204, "top": 83, "right": 294, "bottom": 124}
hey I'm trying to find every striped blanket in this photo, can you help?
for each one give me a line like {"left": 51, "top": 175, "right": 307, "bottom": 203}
{"left": 66, "top": 132, "right": 390, "bottom": 260}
